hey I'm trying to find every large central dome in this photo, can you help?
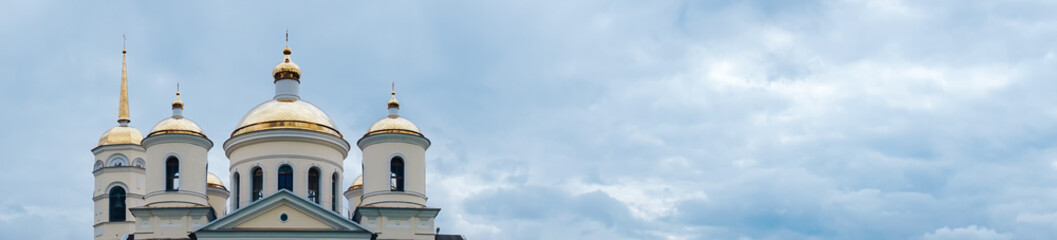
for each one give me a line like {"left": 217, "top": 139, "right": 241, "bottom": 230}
{"left": 231, "top": 99, "right": 341, "bottom": 137}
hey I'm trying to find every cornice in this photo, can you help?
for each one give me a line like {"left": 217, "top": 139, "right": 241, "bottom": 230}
{"left": 144, "top": 189, "right": 208, "bottom": 199}
{"left": 229, "top": 153, "right": 342, "bottom": 172}
{"left": 356, "top": 132, "right": 430, "bottom": 150}
{"left": 93, "top": 192, "right": 145, "bottom": 201}
{"left": 93, "top": 166, "right": 146, "bottom": 176}
{"left": 91, "top": 144, "right": 145, "bottom": 155}
{"left": 207, "top": 187, "right": 231, "bottom": 198}
{"left": 142, "top": 133, "right": 214, "bottom": 149}
{"left": 223, "top": 129, "right": 351, "bottom": 159}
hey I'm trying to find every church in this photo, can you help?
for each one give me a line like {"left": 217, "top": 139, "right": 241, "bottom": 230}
{"left": 91, "top": 37, "right": 465, "bottom": 240}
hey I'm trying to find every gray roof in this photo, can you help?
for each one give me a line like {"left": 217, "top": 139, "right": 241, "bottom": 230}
{"left": 436, "top": 234, "right": 467, "bottom": 240}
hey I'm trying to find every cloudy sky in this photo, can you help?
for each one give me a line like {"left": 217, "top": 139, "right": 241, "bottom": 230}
{"left": 2, "top": 0, "right": 1057, "bottom": 239}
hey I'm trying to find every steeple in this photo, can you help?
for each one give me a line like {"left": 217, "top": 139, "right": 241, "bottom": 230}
{"left": 118, "top": 35, "right": 131, "bottom": 126}
{"left": 97, "top": 36, "right": 144, "bottom": 146}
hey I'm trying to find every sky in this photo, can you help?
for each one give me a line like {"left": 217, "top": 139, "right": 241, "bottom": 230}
{"left": 1, "top": 0, "right": 1056, "bottom": 239}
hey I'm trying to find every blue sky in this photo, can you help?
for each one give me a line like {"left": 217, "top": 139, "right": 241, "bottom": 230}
{"left": 1, "top": 0, "right": 1056, "bottom": 239}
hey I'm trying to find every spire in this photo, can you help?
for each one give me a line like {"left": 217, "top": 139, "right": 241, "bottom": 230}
{"left": 388, "top": 82, "right": 400, "bottom": 116}
{"left": 171, "top": 83, "right": 184, "bottom": 118}
{"left": 117, "top": 35, "right": 131, "bottom": 126}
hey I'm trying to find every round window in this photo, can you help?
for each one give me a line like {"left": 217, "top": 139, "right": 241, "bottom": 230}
{"left": 280, "top": 213, "right": 288, "bottom": 222}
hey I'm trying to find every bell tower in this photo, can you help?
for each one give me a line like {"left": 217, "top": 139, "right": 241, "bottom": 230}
{"left": 353, "top": 87, "right": 440, "bottom": 240}
{"left": 130, "top": 88, "right": 216, "bottom": 239}
{"left": 92, "top": 44, "right": 146, "bottom": 240}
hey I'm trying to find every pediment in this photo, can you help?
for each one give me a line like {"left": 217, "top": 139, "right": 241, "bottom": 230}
{"left": 231, "top": 204, "right": 332, "bottom": 230}
{"left": 194, "top": 190, "right": 372, "bottom": 233}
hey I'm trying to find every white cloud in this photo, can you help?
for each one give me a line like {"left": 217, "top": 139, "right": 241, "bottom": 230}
{"left": 1016, "top": 211, "right": 1057, "bottom": 226}
{"left": 918, "top": 225, "right": 1012, "bottom": 240}
{"left": 567, "top": 178, "right": 708, "bottom": 221}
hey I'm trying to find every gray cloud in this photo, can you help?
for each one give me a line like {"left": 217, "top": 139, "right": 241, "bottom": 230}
{"left": 3, "top": 0, "right": 1057, "bottom": 239}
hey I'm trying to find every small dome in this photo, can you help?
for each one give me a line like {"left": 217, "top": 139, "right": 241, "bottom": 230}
{"left": 172, "top": 96, "right": 184, "bottom": 109}
{"left": 207, "top": 172, "right": 226, "bottom": 190}
{"left": 148, "top": 116, "right": 206, "bottom": 138}
{"left": 365, "top": 116, "right": 422, "bottom": 137}
{"left": 386, "top": 89, "right": 400, "bottom": 109}
{"left": 364, "top": 89, "right": 421, "bottom": 137}
{"left": 348, "top": 175, "right": 363, "bottom": 191}
{"left": 272, "top": 48, "right": 301, "bottom": 81}
{"left": 232, "top": 99, "right": 341, "bottom": 137}
{"left": 98, "top": 126, "right": 144, "bottom": 146}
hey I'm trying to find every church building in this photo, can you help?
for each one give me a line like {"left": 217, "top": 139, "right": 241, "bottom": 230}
{"left": 91, "top": 37, "right": 464, "bottom": 240}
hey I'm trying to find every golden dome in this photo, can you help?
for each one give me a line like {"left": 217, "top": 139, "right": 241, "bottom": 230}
{"left": 364, "top": 116, "right": 422, "bottom": 137}
{"left": 98, "top": 126, "right": 144, "bottom": 146}
{"left": 387, "top": 92, "right": 400, "bottom": 109}
{"left": 207, "top": 172, "right": 226, "bottom": 190}
{"left": 348, "top": 175, "right": 363, "bottom": 191}
{"left": 172, "top": 93, "right": 184, "bottom": 109}
{"left": 148, "top": 116, "right": 207, "bottom": 138}
{"left": 272, "top": 48, "right": 301, "bottom": 81}
{"left": 364, "top": 88, "right": 422, "bottom": 137}
{"left": 232, "top": 99, "right": 341, "bottom": 137}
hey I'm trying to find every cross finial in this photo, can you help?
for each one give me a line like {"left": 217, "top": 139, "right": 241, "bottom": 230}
{"left": 122, "top": 34, "right": 126, "bottom": 50}
{"left": 387, "top": 82, "right": 400, "bottom": 110}
{"left": 285, "top": 28, "right": 289, "bottom": 48}
{"left": 172, "top": 82, "right": 184, "bottom": 113}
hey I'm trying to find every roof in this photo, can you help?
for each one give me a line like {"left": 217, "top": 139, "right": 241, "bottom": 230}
{"left": 192, "top": 190, "right": 373, "bottom": 239}
{"left": 148, "top": 116, "right": 206, "bottom": 138}
{"left": 232, "top": 99, "right": 341, "bottom": 138}
{"left": 99, "top": 126, "right": 143, "bottom": 146}
{"left": 364, "top": 116, "right": 422, "bottom": 137}
{"left": 436, "top": 234, "right": 467, "bottom": 240}
{"left": 206, "top": 172, "right": 226, "bottom": 190}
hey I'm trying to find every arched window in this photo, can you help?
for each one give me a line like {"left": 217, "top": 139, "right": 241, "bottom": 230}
{"left": 252, "top": 167, "right": 263, "bottom": 201}
{"left": 331, "top": 173, "right": 339, "bottom": 211}
{"left": 233, "top": 172, "right": 240, "bottom": 209}
{"left": 133, "top": 158, "right": 146, "bottom": 168}
{"left": 390, "top": 157, "right": 404, "bottom": 191}
{"left": 278, "top": 165, "right": 293, "bottom": 192}
{"left": 308, "top": 168, "right": 320, "bottom": 204}
{"left": 108, "top": 156, "right": 128, "bottom": 167}
{"left": 166, "top": 157, "right": 180, "bottom": 191}
{"left": 94, "top": 161, "right": 104, "bottom": 171}
{"left": 109, "top": 187, "right": 126, "bottom": 222}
